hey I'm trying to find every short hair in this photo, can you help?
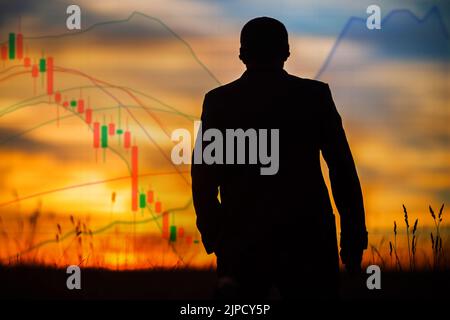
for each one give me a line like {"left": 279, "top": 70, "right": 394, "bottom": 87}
{"left": 240, "top": 17, "right": 290, "bottom": 64}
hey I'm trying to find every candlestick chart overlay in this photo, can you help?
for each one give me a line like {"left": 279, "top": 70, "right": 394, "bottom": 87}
{"left": 0, "top": 13, "right": 221, "bottom": 269}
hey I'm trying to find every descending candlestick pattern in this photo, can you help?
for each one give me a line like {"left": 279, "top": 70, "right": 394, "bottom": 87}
{"left": 155, "top": 201, "right": 162, "bottom": 213}
{"left": 170, "top": 226, "right": 177, "bottom": 242}
{"left": 39, "top": 57, "right": 46, "bottom": 72}
{"left": 47, "top": 57, "right": 53, "bottom": 95}
{"left": 55, "top": 91, "right": 61, "bottom": 103}
{"left": 162, "top": 211, "right": 170, "bottom": 240}
{"left": 1, "top": 45, "right": 7, "bottom": 60}
{"left": 178, "top": 227, "right": 185, "bottom": 239}
{"left": 77, "top": 99, "right": 84, "bottom": 113}
{"left": 16, "top": 33, "right": 23, "bottom": 60}
{"left": 109, "top": 123, "right": 115, "bottom": 135}
{"left": 147, "top": 191, "right": 154, "bottom": 204}
{"left": 93, "top": 122, "right": 100, "bottom": 148}
{"left": 31, "top": 64, "right": 38, "bottom": 77}
{"left": 8, "top": 33, "right": 15, "bottom": 60}
{"left": 1, "top": 30, "right": 198, "bottom": 247}
{"left": 139, "top": 192, "right": 146, "bottom": 209}
{"left": 124, "top": 131, "right": 131, "bottom": 148}
{"left": 101, "top": 124, "right": 108, "bottom": 148}
{"left": 86, "top": 108, "right": 92, "bottom": 124}
{"left": 131, "top": 145, "right": 138, "bottom": 211}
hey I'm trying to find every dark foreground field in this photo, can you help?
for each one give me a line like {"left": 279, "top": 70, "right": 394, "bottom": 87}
{"left": 0, "top": 266, "right": 449, "bottom": 300}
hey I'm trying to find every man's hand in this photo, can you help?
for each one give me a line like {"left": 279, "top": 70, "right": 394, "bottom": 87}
{"left": 340, "top": 249, "right": 363, "bottom": 274}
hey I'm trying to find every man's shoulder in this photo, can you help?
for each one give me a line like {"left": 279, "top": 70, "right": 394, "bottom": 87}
{"left": 285, "top": 73, "right": 329, "bottom": 91}
{"left": 204, "top": 72, "right": 330, "bottom": 99}
{"left": 204, "top": 78, "right": 241, "bottom": 99}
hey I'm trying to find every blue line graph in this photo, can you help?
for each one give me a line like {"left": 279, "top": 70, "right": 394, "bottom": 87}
{"left": 314, "top": 5, "right": 449, "bottom": 79}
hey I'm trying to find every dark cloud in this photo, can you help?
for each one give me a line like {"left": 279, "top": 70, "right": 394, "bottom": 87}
{"left": 0, "top": 126, "right": 66, "bottom": 156}
{"left": 335, "top": 8, "right": 450, "bottom": 61}
{"left": 0, "top": 0, "right": 62, "bottom": 32}
{"left": 436, "top": 188, "right": 450, "bottom": 202}
{"left": 0, "top": 1, "right": 199, "bottom": 43}
{"left": 403, "top": 131, "right": 450, "bottom": 150}
{"left": 0, "top": 0, "right": 40, "bottom": 24}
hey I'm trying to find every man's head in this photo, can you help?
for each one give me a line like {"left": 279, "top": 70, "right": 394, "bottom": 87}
{"left": 239, "top": 17, "right": 290, "bottom": 68}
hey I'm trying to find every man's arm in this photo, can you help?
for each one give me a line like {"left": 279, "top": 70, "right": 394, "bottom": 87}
{"left": 319, "top": 83, "right": 368, "bottom": 271}
{"left": 191, "top": 93, "right": 222, "bottom": 254}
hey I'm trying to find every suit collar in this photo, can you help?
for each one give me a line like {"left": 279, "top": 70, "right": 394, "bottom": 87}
{"left": 241, "top": 68, "right": 288, "bottom": 79}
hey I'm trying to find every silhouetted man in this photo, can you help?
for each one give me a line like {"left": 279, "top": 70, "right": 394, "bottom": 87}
{"left": 191, "top": 17, "right": 368, "bottom": 299}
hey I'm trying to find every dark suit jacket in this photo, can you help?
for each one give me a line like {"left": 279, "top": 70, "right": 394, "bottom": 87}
{"left": 191, "top": 69, "right": 367, "bottom": 275}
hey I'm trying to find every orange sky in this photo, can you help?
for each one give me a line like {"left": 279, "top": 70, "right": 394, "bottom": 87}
{"left": 0, "top": 1, "right": 448, "bottom": 269}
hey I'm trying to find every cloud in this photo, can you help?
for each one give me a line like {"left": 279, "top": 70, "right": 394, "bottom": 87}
{"left": 0, "top": 0, "right": 70, "bottom": 38}
{"left": 0, "top": 126, "right": 69, "bottom": 158}
{"left": 195, "top": 0, "right": 450, "bottom": 36}
{"left": 0, "top": 0, "right": 40, "bottom": 29}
